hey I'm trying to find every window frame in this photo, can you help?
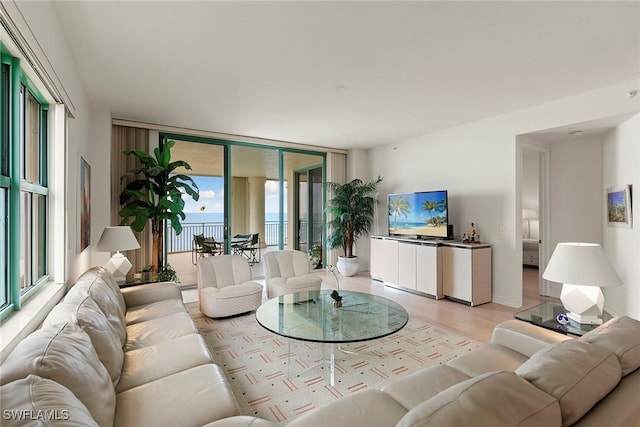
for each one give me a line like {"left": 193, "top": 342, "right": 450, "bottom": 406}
{"left": 0, "top": 46, "right": 50, "bottom": 319}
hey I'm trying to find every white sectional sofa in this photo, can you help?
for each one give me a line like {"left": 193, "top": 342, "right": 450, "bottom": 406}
{"left": 286, "top": 317, "right": 640, "bottom": 427}
{"left": 2, "top": 266, "right": 639, "bottom": 427}
{"left": 0, "top": 267, "right": 273, "bottom": 427}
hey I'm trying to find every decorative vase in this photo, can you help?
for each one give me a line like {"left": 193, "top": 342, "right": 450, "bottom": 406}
{"left": 337, "top": 256, "right": 359, "bottom": 277}
{"left": 333, "top": 300, "right": 343, "bottom": 309}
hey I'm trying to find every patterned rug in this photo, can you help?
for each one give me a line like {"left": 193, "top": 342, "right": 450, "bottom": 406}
{"left": 187, "top": 302, "right": 480, "bottom": 425}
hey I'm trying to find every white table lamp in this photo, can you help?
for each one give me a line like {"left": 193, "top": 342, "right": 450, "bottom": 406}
{"left": 96, "top": 226, "right": 140, "bottom": 282}
{"left": 542, "top": 242, "right": 622, "bottom": 325}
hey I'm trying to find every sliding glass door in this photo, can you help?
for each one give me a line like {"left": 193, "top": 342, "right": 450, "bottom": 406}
{"left": 161, "top": 133, "right": 325, "bottom": 282}
{"left": 294, "top": 166, "right": 323, "bottom": 256}
{"left": 284, "top": 152, "right": 324, "bottom": 264}
{"left": 163, "top": 138, "right": 229, "bottom": 256}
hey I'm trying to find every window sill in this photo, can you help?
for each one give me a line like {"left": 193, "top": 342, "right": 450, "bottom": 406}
{"left": 0, "top": 280, "right": 66, "bottom": 363}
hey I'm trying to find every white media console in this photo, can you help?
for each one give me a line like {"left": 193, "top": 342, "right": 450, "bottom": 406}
{"left": 370, "top": 235, "right": 492, "bottom": 306}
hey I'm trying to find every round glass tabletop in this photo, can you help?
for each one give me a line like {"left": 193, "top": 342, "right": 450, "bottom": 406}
{"left": 255, "top": 290, "right": 409, "bottom": 344}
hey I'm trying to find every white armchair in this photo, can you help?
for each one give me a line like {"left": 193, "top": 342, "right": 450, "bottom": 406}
{"left": 263, "top": 250, "right": 323, "bottom": 298}
{"left": 197, "top": 255, "right": 264, "bottom": 318}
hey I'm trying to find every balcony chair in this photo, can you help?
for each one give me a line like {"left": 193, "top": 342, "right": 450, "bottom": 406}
{"left": 196, "top": 255, "right": 264, "bottom": 318}
{"left": 263, "top": 250, "right": 322, "bottom": 299}
{"left": 231, "top": 234, "right": 251, "bottom": 256}
{"left": 233, "top": 233, "right": 260, "bottom": 266}
{"left": 192, "top": 233, "right": 222, "bottom": 265}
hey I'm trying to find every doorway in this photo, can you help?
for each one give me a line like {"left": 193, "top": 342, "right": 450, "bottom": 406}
{"left": 521, "top": 143, "right": 554, "bottom": 298}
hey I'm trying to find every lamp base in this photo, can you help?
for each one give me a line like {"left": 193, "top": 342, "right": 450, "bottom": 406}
{"left": 104, "top": 252, "right": 132, "bottom": 283}
{"left": 567, "top": 312, "right": 603, "bottom": 325}
{"left": 560, "top": 284, "right": 605, "bottom": 325}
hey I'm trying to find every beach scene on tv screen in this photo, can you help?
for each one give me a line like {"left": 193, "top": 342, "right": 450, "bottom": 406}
{"left": 388, "top": 191, "right": 448, "bottom": 237}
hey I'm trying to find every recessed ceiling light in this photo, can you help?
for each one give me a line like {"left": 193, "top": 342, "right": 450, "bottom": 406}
{"left": 569, "top": 130, "right": 584, "bottom": 136}
{"left": 626, "top": 89, "right": 638, "bottom": 98}
{"left": 336, "top": 85, "right": 347, "bottom": 92}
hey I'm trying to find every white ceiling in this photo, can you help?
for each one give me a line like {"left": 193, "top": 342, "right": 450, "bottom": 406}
{"left": 52, "top": 1, "right": 640, "bottom": 150}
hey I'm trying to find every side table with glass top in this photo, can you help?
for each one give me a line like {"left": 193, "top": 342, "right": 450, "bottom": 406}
{"left": 120, "top": 271, "right": 160, "bottom": 288}
{"left": 514, "top": 301, "right": 612, "bottom": 337}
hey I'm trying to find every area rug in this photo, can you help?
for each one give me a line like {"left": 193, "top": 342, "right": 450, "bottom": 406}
{"left": 186, "top": 302, "right": 480, "bottom": 425}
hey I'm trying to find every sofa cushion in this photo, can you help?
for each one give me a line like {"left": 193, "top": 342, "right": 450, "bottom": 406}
{"left": 581, "top": 316, "right": 640, "bottom": 376}
{"left": 43, "top": 295, "right": 124, "bottom": 385}
{"left": 202, "top": 416, "right": 278, "bottom": 427}
{"left": 571, "top": 368, "right": 640, "bottom": 427}
{"left": 396, "top": 371, "right": 561, "bottom": 427}
{"left": 0, "top": 322, "right": 116, "bottom": 427}
{"left": 120, "top": 281, "right": 183, "bottom": 308}
{"left": 124, "top": 312, "right": 198, "bottom": 351}
{"left": 284, "top": 274, "right": 323, "bottom": 289}
{"left": 381, "top": 365, "right": 471, "bottom": 410}
{"left": 286, "top": 389, "right": 408, "bottom": 427}
{"left": 67, "top": 266, "right": 127, "bottom": 344}
{"left": 125, "top": 297, "right": 186, "bottom": 325}
{"left": 516, "top": 339, "right": 621, "bottom": 426}
{"left": 117, "top": 333, "right": 213, "bottom": 392}
{"left": 446, "top": 343, "right": 528, "bottom": 377}
{"left": 491, "top": 319, "right": 571, "bottom": 357}
{"left": 0, "top": 375, "right": 99, "bottom": 426}
{"left": 114, "top": 364, "right": 240, "bottom": 427}
{"left": 204, "top": 281, "right": 263, "bottom": 299}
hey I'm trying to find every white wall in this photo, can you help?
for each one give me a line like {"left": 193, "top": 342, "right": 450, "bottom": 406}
{"left": 369, "top": 80, "right": 640, "bottom": 310}
{"left": 603, "top": 114, "right": 640, "bottom": 319}
{"left": 549, "top": 136, "right": 603, "bottom": 246}
{"left": 347, "top": 148, "right": 375, "bottom": 272}
{"left": 8, "top": 2, "right": 112, "bottom": 283}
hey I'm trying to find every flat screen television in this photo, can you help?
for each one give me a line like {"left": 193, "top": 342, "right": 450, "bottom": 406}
{"left": 388, "top": 190, "right": 450, "bottom": 239}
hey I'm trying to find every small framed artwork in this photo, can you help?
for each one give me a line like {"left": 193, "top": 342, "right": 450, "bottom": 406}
{"left": 607, "top": 185, "right": 632, "bottom": 228}
{"left": 79, "top": 156, "right": 91, "bottom": 251}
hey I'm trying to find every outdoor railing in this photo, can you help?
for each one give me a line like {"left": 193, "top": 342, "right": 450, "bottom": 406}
{"left": 166, "top": 221, "right": 289, "bottom": 253}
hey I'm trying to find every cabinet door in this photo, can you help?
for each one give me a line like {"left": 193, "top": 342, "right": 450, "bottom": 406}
{"left": 442, "top": 247, "right": 472, "bottom": 301}
{"left": 416, "top": 245, "right": 442, "bottom": 298}
{"left": 370, "top": 238, "right": 384, "bottom": 280}
{"left": 471, "top": 247, "right": 492, "bottom": 306}
{"left": 398, "top": 243, "right": 417, "bottom": 290}
{"left": 371, "top": 238, "right": 398, "bottom": 285}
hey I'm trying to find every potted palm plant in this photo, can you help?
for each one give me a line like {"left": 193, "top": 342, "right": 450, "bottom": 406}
{"left": 118, "top": 140, "right": 199, "bottom": 273}
{"left": 326, "top": 176, "right": 383, "bottom": 276}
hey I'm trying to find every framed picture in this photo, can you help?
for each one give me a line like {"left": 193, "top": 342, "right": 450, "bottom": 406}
{"left": 79, "top": 156, "right": 91, "bottom": 251}
{"left": 607, "top": 185, "right": 632, "bottom": 228}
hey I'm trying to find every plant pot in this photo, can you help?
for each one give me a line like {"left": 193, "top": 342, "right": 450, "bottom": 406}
{"left": 337, "top": 256, "right": 359, "bottom": 277}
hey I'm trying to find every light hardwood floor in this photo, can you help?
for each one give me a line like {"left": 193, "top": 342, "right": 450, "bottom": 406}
{"left": 183, "top": 264, "right": 558, "bottom": 344}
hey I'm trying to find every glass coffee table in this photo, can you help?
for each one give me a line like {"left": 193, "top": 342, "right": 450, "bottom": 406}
{"left": 255, "top": 290, "right": 409, "bottom": 385}
{"left": 514, "top": 301, "right": 612, "bottom": 337}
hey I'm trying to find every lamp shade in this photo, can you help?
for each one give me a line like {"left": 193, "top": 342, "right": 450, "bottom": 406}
{"left": 542, "top": 242, "right": 622, "bottom": 287}
{"left": 96, "top": 226, "right": 140, "bottom": 252}
{"left": 522, "top": 209, "right": 538, "bottom": 219}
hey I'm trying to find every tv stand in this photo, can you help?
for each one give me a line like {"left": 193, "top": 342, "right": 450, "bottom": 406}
{"left": 370, "top": 235, "right": 492, "bottom": 306}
